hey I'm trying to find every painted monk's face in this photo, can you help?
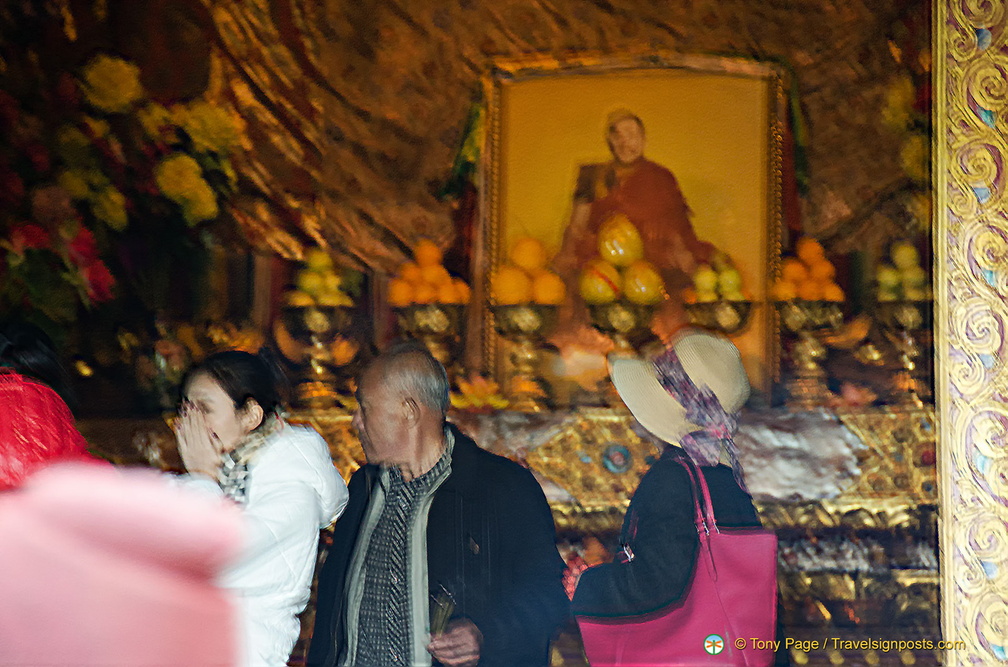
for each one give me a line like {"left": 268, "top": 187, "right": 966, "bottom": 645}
{"left": 607, "top": 118, "right": 645, "bottom": 165}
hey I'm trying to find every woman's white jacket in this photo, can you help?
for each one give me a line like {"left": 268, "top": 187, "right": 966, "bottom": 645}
{"left": 184, "top": 424, "right": 348, "bottom": 666}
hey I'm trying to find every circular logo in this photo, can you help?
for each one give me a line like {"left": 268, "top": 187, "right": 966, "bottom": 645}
{"left": 704, "top": 634, "right": 725, "bottom": 655}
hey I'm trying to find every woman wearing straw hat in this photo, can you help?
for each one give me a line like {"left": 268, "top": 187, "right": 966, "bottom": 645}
{"left": 572, "top": 328, "right": 788, "bottom": 665}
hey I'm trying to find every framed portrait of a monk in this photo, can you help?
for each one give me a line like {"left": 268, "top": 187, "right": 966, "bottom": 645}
{"left": 475, "top": 53, "right": 785, "bottom": 404}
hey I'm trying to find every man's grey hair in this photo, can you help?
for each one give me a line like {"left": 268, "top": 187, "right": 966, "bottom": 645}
{"left": 373, "top": 339, "right": 450, "bottom": 418}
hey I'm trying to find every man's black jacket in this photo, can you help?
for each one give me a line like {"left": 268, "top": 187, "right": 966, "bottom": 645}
{"left": 307, "top": 423, "right": 569, "bottom": 667}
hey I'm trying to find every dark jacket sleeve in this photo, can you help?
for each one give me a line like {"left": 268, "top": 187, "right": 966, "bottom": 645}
{"left": 572, "top": 459, "right": 700, "bottom": 617}
{"left": 306, "top": 468, "right": 369, "bottom": 667}
{"left": 477, "top": 464, "right": 570, "bottom": 664}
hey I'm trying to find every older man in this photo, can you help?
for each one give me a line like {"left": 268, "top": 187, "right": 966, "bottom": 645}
{"left": 307, "top": 341, "right": 568, "bottom": 667}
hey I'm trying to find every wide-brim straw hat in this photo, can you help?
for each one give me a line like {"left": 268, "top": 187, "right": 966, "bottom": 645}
{"left": 607, "top": 329, "right": 750, "bottom": 445}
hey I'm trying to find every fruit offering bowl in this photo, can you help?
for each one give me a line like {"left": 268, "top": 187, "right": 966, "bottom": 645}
{"left": 492, "top": 304, "right": 559, "bottom": 412}
{"left": 875, "top": 298, "right": 932, "bottom": 406}
{"left": 587, "top": 301, "right": 658, "bottom": 353}
{"left": 281, "top": 304, "right": 356, "bottom": 409}
{"left": 393, "top": 303, "right": 466, "bottom": 369}
{"left": 683, "top": 300, "right": 753, "bottom": 335}
{"left": 774, "top": 299, "right": 844, "bottom": 409}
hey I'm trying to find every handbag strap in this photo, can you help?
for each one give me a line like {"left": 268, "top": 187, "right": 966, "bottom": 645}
{"left": 670, "top": 448, "right": 719, "bottom": 535}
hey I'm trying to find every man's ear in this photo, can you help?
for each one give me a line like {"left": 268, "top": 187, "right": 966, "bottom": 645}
{"left": 403, "top": 396, "right": 421, "bottom": 424}
{"left": 241, "top": 400, "right": 265, "bottom": 431}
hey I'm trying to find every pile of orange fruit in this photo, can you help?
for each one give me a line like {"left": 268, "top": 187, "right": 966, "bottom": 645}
{"left": 387, "top": 239, "right": 471, "bottom": 307}
{"left": 771, "top": 237, "right": 845, "bottom": 302}
{"left": 578, "top": 214, "right": 665, "bottom": 306}
{"left": 490, "top": 237, "right": 567, "bottom": 305}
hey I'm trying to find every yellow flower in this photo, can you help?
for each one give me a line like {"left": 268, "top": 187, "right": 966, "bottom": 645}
{"left": 900, "top": 132, "right": 929, "bottom": 183}
{"left": 154, "top": 153, "right": 204, "bottom": 202}
{"left": 82, "top": 116, "right": 110, "bottom": 138}
{"left": 137, "top": 103, "right": 173, "bottom": 139}
{"left": 91, "top": 186, "right": 128, "bottom": 230}
{"left": 56, "top": 125, "right": 93, "bottom": 167}
{"left": 175, "top": 100, "right": 243, "bottom": 154}
{"left": 58, "top": 170, "right": 91, "bottom": 200}
{"left": 182, "top": 181, "right": 219, "bottom": 225}
{"left": 882, "top": 76, "right": 915, "bottom": 131}
{"left": 79, "top": 54, "right": 144, "bottom": 113}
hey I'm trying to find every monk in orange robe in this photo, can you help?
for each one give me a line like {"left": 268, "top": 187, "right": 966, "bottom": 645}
{"left": 551, "top": 111, "right": 713, "bottom": 375}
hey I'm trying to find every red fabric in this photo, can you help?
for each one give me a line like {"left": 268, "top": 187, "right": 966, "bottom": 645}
{"left": 0, "top": 371, "right": 95, "bottom": 491}
{"left": 577, "top": 159, "right": 715, "bottom": 276}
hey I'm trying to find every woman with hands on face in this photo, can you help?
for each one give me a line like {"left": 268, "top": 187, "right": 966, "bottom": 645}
{"left": 175, "top": 350, "right": 349, "bottom": 667}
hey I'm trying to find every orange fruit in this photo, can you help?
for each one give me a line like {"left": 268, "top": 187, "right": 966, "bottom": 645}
{"left": 796, "top": 237, "right": 826, "bottom": 265}
{"left": 453, "top": 279, "right": 472, "bottom": 304}
{"left": 532, "top": 271, "right": 567, "bottom": 305}
{"left": 822, "top": 282, "right": 845, "bottom": 302}
{"left": 780, "top": 258, "right": 808, "bottom": 284}
{"left": 510, "top": 237, "right": 548, "bottom": 272}
{"left": 436, "top": 281, "right": 461, "bottom": 304}
{"left": 579, "top": 259, "right": 621, "bottom": 304}
{"left": 597, "top": 213, "right": 644, "bottom": 268}
{"left": 388, "top": 278, "right": 414, "bottom": 307}
{"left": 420, "top": 264, "right": 452, "bottom": 287}
{"left": 771, "top": 280, "right": 798, "bottom": 301}
{"left": 413, "top": 282, "right": 437, "bottom": 304}
{"left": 807, "top": 258, "right": 836, "bottom": 282}
{"left": 491, "top": 266, "right": 533, "bottom": 304}
{"left": 414, "top": 238, "right": 443, "bottom": 268}
{"left": 399, "top": 261, "right": 423, "bottom": 284}
{"left": 681, "top": 287, "right": 699, "bottom": 304}
{"left": 797, "top": 280, "right": 823, "bottom": 301}
{"left": 623, "top": 260, "right": 666, "bottom": 305}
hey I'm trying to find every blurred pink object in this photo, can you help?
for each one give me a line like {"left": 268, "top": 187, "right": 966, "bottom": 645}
{"left": 0, "top": 463, "right": 242, "bottom": 666}
{"left": 0, "top": 370, "right": 97, "bottom": 491}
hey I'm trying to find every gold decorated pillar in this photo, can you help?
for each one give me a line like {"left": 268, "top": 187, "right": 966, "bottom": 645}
{"left": 937, "top": 1, "right": 1008, "bottom": 662}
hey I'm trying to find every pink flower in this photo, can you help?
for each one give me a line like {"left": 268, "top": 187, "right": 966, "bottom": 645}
{"left": 10, "top": 224, "right": 51, "bottom": 252}
{"left": 68, "top": 226, "right": 99, "bottom": 266}
{"left": 83, "top": 261, "right": 116, "bottom": 302}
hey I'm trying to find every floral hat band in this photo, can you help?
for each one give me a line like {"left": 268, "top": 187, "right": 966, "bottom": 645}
{"left": 607, "top": 329, "right": 751, "bottom": 490}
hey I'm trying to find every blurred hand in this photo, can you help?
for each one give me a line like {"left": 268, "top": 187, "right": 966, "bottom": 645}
{"left": 175, "top": 404, "right": 221, "bottom": 479}
{"left": 427, "top": 618, "right": 482, "bottom": 667}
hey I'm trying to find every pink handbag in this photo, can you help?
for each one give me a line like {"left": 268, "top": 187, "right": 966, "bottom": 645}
{"left": 576, "top": 454, "right": 778, "bottom": 666}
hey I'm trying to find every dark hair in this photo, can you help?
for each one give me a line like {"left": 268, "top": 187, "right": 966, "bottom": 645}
{"left": 183, "top": 350, "right": 286, "bottom": 428}
{"left": 0, "top": 319, "right": 76, "bottom": 409}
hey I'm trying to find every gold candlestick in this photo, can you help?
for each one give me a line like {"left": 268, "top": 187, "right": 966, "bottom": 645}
{"left": 775, "top": 300, "right": 844, "bottom": 408}
{"left": 492, "top": 304, "right": 558, "bottom": 412}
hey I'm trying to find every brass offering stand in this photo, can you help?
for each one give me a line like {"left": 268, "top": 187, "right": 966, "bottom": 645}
{"left": 492, "top": 304, "right": 558, "bottom": 412}
{"left": 875, "top": 299, "right": 932, "bottom": 406}
{"left": 393, "top": 303, "right": 465, "bottom": 372}
{"left": 775, "top": 300, "right": 844, "bottom": 409}
{"left": 280, "top": 305, "right": 356, "bottom": 409}
{"left": 683, "top": 300, "right": 754, "bottom": 335}
{"left": 587, "top": 302, "right": 657, "bottom": 408}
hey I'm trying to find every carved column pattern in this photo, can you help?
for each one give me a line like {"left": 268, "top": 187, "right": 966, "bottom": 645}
{"left": 938, "top": 0, "right": 1008, "bottom": 662}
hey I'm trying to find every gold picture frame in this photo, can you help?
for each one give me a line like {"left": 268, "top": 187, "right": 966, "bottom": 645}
{"left": 477, "top": 52, "right": 785, "bottom": 401}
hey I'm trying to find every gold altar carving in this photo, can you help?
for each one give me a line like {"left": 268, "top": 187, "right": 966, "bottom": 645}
{"left": 936, "top": 1, "right": 1008, "bottom": 663}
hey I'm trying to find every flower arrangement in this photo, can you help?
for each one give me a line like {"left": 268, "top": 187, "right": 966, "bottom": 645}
{"left": 1, "top": 51, "right": 245, "bottom": 337}
{"left": 0, "top": 90, "right": 117, "bottom": 333}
